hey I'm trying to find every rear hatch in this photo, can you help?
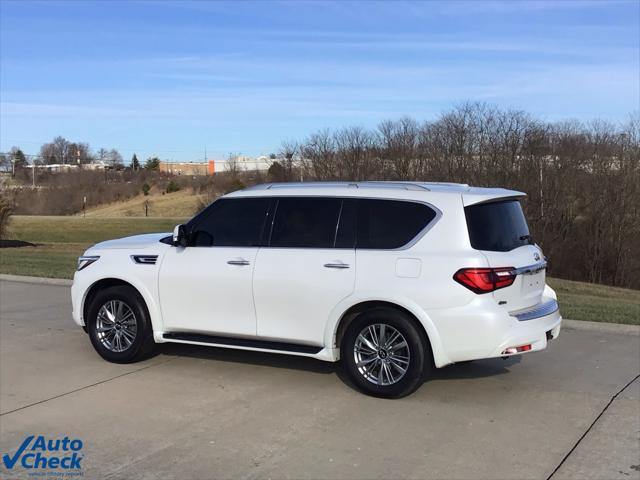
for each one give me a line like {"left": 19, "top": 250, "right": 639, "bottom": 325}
{"left": 465, "top": 199, "right": 545, "bottom": 311}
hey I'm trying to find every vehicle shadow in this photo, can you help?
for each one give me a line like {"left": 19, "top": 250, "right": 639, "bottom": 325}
{"left": 159, "top": 343, "right": 522, "bottom": 382}
{"left": 431, "top": 356, "right": 522, "bottom": 381}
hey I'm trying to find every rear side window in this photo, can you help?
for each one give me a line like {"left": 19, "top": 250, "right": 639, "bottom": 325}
{"left": 465, "top": 199, "right": 531, "bottom": 252}
{"left": 189, "top": 198, "right": 269, "bottom": 247}
{"left": 270, "top": 197, "right": 342, "bottom": 248}
{"left": 357, "top": 199, "right": 437, "bottom": 249}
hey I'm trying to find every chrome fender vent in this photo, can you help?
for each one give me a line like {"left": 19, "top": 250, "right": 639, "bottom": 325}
{"left": 131, "top": 255, "right": 158, "bottom": 265}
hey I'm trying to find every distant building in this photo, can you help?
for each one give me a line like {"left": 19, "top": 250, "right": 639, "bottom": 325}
{"left": 23, "top": 161, "right": 110, "bottom": 172}
{"left": 24, "top": 163, "right": 78, "bottom": 173}
{"left": 83, "top": 161, "right": 109, "bottom": 171}
{"left": 159, "top": 156, "right": 272, "bottom": 176}
{"left": 159, "top": 161, "right": 211, "bottom": 176}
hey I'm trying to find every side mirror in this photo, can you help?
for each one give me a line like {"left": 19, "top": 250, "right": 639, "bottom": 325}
{"left": 172, "top": 224, "right": 188, "bottom": 247}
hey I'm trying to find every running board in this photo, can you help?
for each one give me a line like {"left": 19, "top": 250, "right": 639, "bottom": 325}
{"left": 162, "top": 332, "right": 323, "bottom": 354}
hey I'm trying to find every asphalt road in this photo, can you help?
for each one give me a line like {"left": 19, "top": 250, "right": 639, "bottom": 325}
{"left": 1, "top": 279, "right": 639, "bottom": 480}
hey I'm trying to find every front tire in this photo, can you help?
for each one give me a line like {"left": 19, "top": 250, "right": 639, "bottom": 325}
{"left": 86, "top": 285, "right": 156, "bottom": 363}
{"left": 341, "top": 308, "right": 430, "bottom": 398}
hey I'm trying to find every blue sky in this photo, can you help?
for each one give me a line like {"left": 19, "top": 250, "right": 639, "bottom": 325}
{"left": 1, "top": 0, "right": 638, "bottom": 162}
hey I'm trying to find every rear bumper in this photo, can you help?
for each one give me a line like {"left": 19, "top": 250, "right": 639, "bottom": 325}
{"left": 428, "top": 287, "right": 562, "bottom": 366}
{"left": 489, "top": 307, "right": 562, "bottom": 359}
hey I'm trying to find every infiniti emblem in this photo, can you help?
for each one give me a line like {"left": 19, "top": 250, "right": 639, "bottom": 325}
{"left": 534, "top": 252, "right": 541, "bottom": 261}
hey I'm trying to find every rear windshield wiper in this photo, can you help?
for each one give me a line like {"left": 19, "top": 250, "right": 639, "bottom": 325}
{"left": 519, "top": 234, "right": 535, "bottom": 245}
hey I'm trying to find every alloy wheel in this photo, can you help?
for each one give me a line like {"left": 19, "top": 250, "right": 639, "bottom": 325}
{"left": 95, "top": 300, "right": 138, "bottom": 353}
{"left": 353, "top": 323, "right": 410, "bottom": 386}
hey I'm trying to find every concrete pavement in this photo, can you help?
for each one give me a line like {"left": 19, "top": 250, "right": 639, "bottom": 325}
{"left": 1, "top": 280, "right": 638, "bottom": 479}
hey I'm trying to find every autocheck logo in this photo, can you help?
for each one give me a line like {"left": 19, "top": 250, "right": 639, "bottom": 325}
{"left": 2, "top": 435, "right": 84, "bottom": 472}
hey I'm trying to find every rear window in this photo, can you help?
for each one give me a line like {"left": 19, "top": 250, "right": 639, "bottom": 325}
{"left": 357, "top": 199, "right": 437, "bottom": 249}
{"left": 465, "top": 199, "right": 531, "bottom": 252}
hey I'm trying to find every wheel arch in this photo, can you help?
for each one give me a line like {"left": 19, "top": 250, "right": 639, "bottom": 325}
{"left": 329, "top": 299, "right": 451, "bottom": 367}
{"left": 82, "top": 277, "right": 161, "bottom": 332}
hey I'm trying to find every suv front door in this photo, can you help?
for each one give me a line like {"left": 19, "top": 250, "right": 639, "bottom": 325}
{"left": 159, "top": 197, "right": 270, "bottom": 336}
{"left": 253, "top": 197, "right": 356, "bottom": 345}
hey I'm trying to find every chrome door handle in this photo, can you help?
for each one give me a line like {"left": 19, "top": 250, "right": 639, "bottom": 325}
{"left": 227, "top": 259, "right": 250, "bottom": 266}
{"left": 324, "top": 262, "right": 350, "bottom": 269}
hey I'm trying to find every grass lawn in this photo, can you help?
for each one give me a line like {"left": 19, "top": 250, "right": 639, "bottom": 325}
{"left": 1, "top": 216, "right": 638, "bottom": 325}
{"left": 1, "top": 216, "right": 185, "bottom": 279}
{"left": 546, "top": 277, "right": 639, "bottom": 325}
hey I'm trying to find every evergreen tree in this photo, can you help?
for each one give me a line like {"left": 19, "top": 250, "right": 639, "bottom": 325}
{"left": 9, "top": 147, "right": 28, "bottom": 174}
{"left": 144, "top": 157, "right": 160, "bottom": 171}
{"left": 131, "top": 153, "right": 140, "bottom": 171}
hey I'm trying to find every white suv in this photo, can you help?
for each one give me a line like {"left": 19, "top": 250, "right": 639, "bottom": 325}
{"left": 71, "top": 182, "right": 561, "bottom": 398}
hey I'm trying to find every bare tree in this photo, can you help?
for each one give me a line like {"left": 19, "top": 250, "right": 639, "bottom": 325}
{"left": 97, "top": 148, "right": 109, "bottom": 164}
{"left": 9, "top": 106, "right": 639, "bottom": 288}
{"left": 290, "top": 105, "right": 640, "bottom": 288}
{"left": 41, "top": 137, "right": 94, "bottom": 165}
{"left": 225, "top": 153, "right": 242, "bottom": 178}
{"left": 49, "top": 136, "right": 71, "bottom": 164}
{"left": 107, "top": 149, "right": 123, "bottom": 169}
{"left": 277, "top": 141, "right": 301, "bottom": 181}
{"left": 378, "top": 117, "right": 419, "bottom": 179}
{"left": 301, "top": 129, "right": 336, "bottom": 180}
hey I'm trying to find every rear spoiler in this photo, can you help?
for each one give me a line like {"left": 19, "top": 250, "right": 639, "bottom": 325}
{"left": 462, "top": 188, "right": 526, "bottom": 207}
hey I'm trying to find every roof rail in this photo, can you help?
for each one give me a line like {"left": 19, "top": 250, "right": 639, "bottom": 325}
{"left": 267, "top": 182, "right": 359, "bottom": 190}
{"left": 243, "top": 181, "right": 431, "bottom": 191}
{"left": 422, "top": 182, "right": 469, "bottom": 188}
{"left": 357, "top": 181, "right": 430, "bottom": 191}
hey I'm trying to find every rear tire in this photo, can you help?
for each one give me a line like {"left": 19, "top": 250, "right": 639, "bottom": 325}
{"left": 86, "top": 285, "right": 156, "bottom": 363}
{"left": 341, "top": 308, "right": 431, "bottom": 398}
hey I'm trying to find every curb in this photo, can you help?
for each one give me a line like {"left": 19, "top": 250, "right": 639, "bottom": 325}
{"left": 562, "top": 318, "right": 640, "bottom": 336}
{"left": 0, "top": 274, "right": 73, "bottom": 286}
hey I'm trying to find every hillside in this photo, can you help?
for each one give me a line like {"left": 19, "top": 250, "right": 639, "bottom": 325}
{"left": 81, "top": 190, "right": 203, "bottom": 218}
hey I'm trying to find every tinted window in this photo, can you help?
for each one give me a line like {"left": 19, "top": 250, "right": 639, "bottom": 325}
{"left": 465, "top": 200, "right": 531, "bottom": 252}
{"left": 189, "top": 198, "right": 269, "bottom": 247}
{"left": 270, "top": 197, "right": 342, "bottom": 248}
{"left": 357, "top": 200, "right": 437, "bottom": 249}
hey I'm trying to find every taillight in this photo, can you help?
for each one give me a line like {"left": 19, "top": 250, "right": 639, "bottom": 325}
{"left": 453, "top": 267, "right": 516, "bottom": 294}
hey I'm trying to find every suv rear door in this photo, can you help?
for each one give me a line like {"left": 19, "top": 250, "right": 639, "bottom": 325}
{"left": 253, "top": 197, "right": 355, "bottom": 345}
{"left": 464, "top": 199, "right": 546, "bottom": 311}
